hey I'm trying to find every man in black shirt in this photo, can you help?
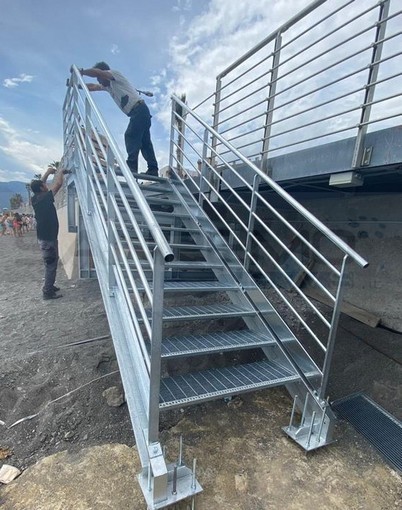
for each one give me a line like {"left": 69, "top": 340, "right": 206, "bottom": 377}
{"left": 31, "top": 167, "right": 64, "bottom": 300}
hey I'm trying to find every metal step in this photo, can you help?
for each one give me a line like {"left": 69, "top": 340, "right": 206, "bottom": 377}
{"left": 130, "top": 210, "right": 187, "bottom": 222}
{"left": 118, "top": 225, "right": 200, "bottom": 235}
{"left": 128, "top": 241, "right": 211, "bottom": 251}
{"left": 116, "top": 196, "right": 180, "bottom": 207}
{"left": 136, "top": 281, "right": 241, "bottom": 293}
{"left": 126, "top": 261, "right": 221, "bottom": 271}
{"left": 161, "top": 329, "right": 286, "bottom": 358}
{"left": 138, "top": 303, "right": 259, "bottom": 322}
{"left": 159, "top": 359, "right": 299, "bottom": 409}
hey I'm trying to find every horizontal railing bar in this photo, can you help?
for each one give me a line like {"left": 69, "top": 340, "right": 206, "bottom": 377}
{"left": 172, "top": 144, "right": 330, "bottom": 359}
{"left": 172, "top": 116, "right": 343, "bottom": 276}
{"left": 109, "top": 244, "right": 151, "bottom": 374}
{"left": 264, "top": 103, "right": 362, "bottom": 141}
{"left": 110, "top": 173, "right": 155, "bottom": 269}
{"left": 178, "top": 155, "right": 330, "bottom": 352}
{"left": 247, "top": 230, "right": 332, "bottom": 329}
{"left": 70, "top": 66, "right": 174, "bottom": 263}
{"left": 277, "top": 0, "right": 355, "bottom": 55}
{"left": 218, "top": 136, "right": 265, "bottom": 156}
{"left": 222, "top": 123, "right": 264, "bottom": 144}
{"left": 192, "top": 90, "right": 216, "bottom": 111}
{"left": 250, "top": 214, "right": 337, "bottom": 303}
{"left": 256, "top": 58, "right": 402, "bottom": 129}
{"left": 246, "top": 252, "right": 327, "bottom": 352}
{"left": 262, "top": 42, "right": 402, "bottom": 115}
{"left": 263, "top": 123, "right": 357, "bottom": 154}
{"left": 217, "top": 73, "right": 271, "bottom": 115}
{"left": 264, "top": 89, "right": 402, "bottom": 142}
{"left": 109, "top": 220, "right": 152, "bottom": 338}
{"left": 218, "top": 107, "right": 266, "bottom": 135}
{"left": 273, "top": 23, "right": 402, "bottom": 97}
{"left": 271, "top": 2, "right": 381, "bottom": 82}
{"left": 218, "top": 0, "right": 328, "bottom": 78}
{"left": 359, "top": 111, "right": 402, "bottom": 127}
{"left": 172, "top": 95, "right": 368, "bottom": 268}
{"left": 258, "top": 67, "right": 402, "bottom": 135}
{"left": 109, "top": 195, "right": 153, "bottom": 304}
{"left": 214, "top": 53, "right": 274, "bottom": 102}
{"left": 260, "top": 95, "right": 402, "bottom": 154}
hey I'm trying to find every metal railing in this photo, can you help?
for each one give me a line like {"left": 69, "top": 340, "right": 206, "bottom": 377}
{"left": 63, "top": 65, "right": 174, "bottom": 463}
{"left": 192, "top": 0, "right": 402, "bottom": 170}
{"left": 170, "top": 94, "right": 368, "bottom": 399}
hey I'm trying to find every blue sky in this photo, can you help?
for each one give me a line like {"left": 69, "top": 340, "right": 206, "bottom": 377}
{"left": 0, "top": 0, "right": 318, "bottom": 183}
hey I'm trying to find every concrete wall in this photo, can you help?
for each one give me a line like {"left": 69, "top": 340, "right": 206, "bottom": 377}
{"left": 294, "top": 191, "right": 402, "bottom": 332}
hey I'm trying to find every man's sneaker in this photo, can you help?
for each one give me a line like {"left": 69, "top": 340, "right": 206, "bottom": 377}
{"left": 52, "top": 285, "right": 60, "bottom": 292}
{"left": 43, "top": 292, "right": 62, "bottom": 300}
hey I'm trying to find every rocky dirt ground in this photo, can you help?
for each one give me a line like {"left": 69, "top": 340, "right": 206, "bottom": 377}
{"left": 0, "top": 231, "right": 401, "bottom": 509}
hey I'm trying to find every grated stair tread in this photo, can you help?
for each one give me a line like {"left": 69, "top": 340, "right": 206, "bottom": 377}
{"left": 138, "top": 303, "right": 258, "bottom": 322}
{"left": 136, "top": 281, "right": 241, "bottom": 293}
{"left": 159, "top": 360, "right": 299, "bottom": 409}
{"left": 129, "top": 241, "right": 211, "bottom": 251}
{"left": 129, "top": 261, "right": 222, "bottom": 270}
{"left": 131, "top": 210, "right": 186, "bottom": 221}
{"left": 161, "top": 329, "right": 285, "bottom": 358}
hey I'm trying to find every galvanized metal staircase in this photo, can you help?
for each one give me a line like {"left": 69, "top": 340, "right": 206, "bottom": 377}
{"left": 63, "top": 65, "right": 368, "bottom": 508}
{"left": 62, "top": 0, "right": 394, "bottom": 498}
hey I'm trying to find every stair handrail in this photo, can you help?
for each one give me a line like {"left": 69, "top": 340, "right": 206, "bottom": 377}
{"left": 66, "top": 65, "right": 174, "bottom": 264}
{"left": 171, "top": 94, "right": 368, "bottom": 269}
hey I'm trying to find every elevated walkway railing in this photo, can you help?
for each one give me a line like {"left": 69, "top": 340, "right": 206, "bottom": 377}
{"left": 170, "top": 93, "right": 368, "bottom": 400}
{"left": 193, "top": 0, "right": 402, "bottom": 171}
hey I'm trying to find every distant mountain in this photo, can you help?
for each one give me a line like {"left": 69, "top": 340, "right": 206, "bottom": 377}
{"left": 0, "top": 181, "right": 29, "bottom": 210}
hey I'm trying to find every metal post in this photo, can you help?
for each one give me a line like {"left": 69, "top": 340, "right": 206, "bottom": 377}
{"left": 199, "top": 129, "right": 210, "bottom": 208}
{"left": 211, "top": 76, "right": 222, "bottom": 169}
{"left": 319, "top": 255, "right": 349, "bottom": 399}
{"left": 351, "top": 0, "right": 390, "bottom": 168}
{"left": 78, "top": 207, "right": 91, "bottom": 279}
{"left": 178, "top": 435, "right": 183, "bottom": 466}
{"left": 307, "top": 411, "right": 316, "bottom": 448}
{"left": 176, "top": 102, "right": 186, "bottom": 178}
{"left": 245, "top": 174, "right": 261, "bottom": 271}
{"left": 301, "top": 392, "right": 309, "bottom": 426}
{"left": 169, "top": 102, "right": 176, "bottom": 171}
{"left": 261, "top": 32, "right": 282, "bottom": 173}
{"left": 288, "top": 394, "right": 298, "bottom": 430}
{"left": 67, "top": 183, "right": 77, "bottom": 233}
{"left": 210, "top": 76, "right": 222, "bottom": 194}
{"left": 107, "top": 146, "right": 116, "bottom": 292}
{"left": 84, "top": 98, "right": 93, "bottom": 214}
{"left": 148, "top": 248, "right": 165, "bottom": 443}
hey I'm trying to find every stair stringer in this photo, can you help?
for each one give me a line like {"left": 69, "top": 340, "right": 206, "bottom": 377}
{"left": 165, "top": 176, "right": 335, "bottom": 448}
{"left": 70, "top": 168, "right": 154, "bottom": 465}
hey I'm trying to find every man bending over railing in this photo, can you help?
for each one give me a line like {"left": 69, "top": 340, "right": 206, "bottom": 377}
{"left": 76, "top": 62, "right": 159, "bottom": 178}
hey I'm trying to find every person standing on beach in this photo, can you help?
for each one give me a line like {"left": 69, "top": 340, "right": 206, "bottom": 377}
{"left": 77, "top": 62, "right": 159, "bottom": 178}
{"left": 31, "top": 167, "right": 64, "bottom": 300}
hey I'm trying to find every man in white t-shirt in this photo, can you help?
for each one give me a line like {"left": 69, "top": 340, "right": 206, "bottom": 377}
{"left": 79, "top": 62, "right": 159, "bottom": 178}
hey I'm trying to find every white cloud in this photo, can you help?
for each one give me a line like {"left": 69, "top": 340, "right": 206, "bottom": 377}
{"left": 111, "top": 44, "right": 120, "bottom": 55}
{"left": 155, "top": 0, "right": 309, "bottom": 128}
{"left": 0, "top": 116, "right": 62, "bottom": 179}
{"left": 172, "top": 0, "right": 192, "bottom": 13}
{"left": 3, "top": 73, "right": 34, "bottom": 88}
{"left": 0, "top": 168, "right": 31, "bottom": 183}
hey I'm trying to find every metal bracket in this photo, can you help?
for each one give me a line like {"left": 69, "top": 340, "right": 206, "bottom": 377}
{"left": 361, "top": 146, "right": 373, "bottom": 166}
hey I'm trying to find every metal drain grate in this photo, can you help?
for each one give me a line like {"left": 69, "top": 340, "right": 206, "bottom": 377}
{"left": 332, "top": 393, "right": 402, "bottom": 473}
